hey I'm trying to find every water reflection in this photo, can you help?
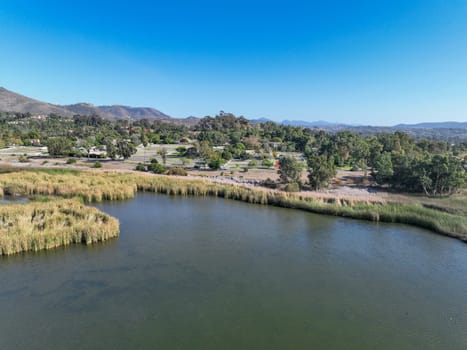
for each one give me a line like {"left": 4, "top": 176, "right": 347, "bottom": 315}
{"left": 0, "top": 193, "right": 466, "bottom": 350}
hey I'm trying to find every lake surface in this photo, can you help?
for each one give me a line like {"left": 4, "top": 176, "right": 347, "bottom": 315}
{"left": 1, "top": 193, "right": 467, "bottom": 349}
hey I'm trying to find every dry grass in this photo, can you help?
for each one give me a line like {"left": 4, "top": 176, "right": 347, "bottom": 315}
{"left": 0, "top": 198, "right": 119, "bottom": 255}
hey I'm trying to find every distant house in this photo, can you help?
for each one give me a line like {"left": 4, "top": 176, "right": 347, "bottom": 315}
{"left": 194, "top": 161, "right": 209, "bottom": 169}
{"left": 31, "top": 114, "right": 48, "bottom": 120}
{"left": 270, "top": 142, "right": 282, "bottom": 149}
{"left": 84, "top": 146, "right": 107, "bottom": 158}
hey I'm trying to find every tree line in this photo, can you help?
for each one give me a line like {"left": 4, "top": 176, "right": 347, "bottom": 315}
{"left": 0, "top": 111, "right": 465, "bottom": 196}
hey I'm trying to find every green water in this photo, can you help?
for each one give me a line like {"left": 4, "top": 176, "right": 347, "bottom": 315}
{"left": 1, "top": 193, "right": 466, "bottom": 349}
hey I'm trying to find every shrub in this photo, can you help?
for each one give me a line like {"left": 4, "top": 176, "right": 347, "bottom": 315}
{"left": 166, "top": 167, "right": 188, "bottom": 176}
{"left": 148, "top": 162, "right": 166, "bottom": 174}
{"left": 248, "top": 160, "right": 258, "bottom": 167}
{"left": 66, "top": 158, "right": 77, "bottom": 165}
{"left": 18, "top": 155, "right": 30, "bottom": 163}
{"left": 135, "top": 163, "right": 147, "bottom": 172}
{"left": 284, "top": 182, "right": 300, "bottom": 192}
{"left": 176, "top": 146, "right": 187, "bottom": 155}
{"left": 92, "top": 162, "right": 102, "bottom": 168}
{"left": 262, "top": 159, "right": 274, "bottom": 167}
{"left": 208, "top": 158, "right": 224, "bottom": 170}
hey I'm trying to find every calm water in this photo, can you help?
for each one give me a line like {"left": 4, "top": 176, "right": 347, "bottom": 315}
{"left": 0, "top": 195, "right": 28, "bottom": 205}
{"left": 1, "top": 193, "right": 467, "bottom": 349}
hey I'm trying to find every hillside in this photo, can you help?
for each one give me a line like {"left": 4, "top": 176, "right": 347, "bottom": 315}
{"left": 0, "top": 87, "right": 73, "bottom": 116}
{"left": 97, "top": 105, "right": 172, "bottom": 120}
{"left": 0, "top": 87, "right": 173, "bottom": 120}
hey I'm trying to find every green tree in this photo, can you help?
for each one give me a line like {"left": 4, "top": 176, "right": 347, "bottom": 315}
{"left": 307, "top": 154, "right": 336, "bottom": 190}
{"left": 105, "top": 141, "right": 117, "bottom": 159}
{"left": 373, "top": 152, "right": 394, "bottom": 184}
{"left": 116, "top": 140, "right": 136, "bottom": 159}
{"left": 207, "top": 155, "right": 225, "bottom": 170}
{"left": 158, "top": 147, "right": 168, "bottom": 165}
{"left": 196, "top": 141, "right": 213, "bottom": 160}
{"left": 418, "top": 155, "right": 465, "bottom": 196}
{"left": 46, "top": 137, "right": 73, "bottom": 156}
{"left": 278, "top": 156, "right": 303, "bottom": 184}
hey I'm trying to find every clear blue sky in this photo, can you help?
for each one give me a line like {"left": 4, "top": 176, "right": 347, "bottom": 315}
{"left": 1, "top": 0, "right": 466, "bottom": 125}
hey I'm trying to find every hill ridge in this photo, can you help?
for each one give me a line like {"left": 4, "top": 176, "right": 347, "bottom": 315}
{"left": 0, "top": 87, "right": 172, "bottom": 120}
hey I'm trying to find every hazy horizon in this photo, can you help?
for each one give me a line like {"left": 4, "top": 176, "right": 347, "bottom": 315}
{"left": 1, "top": 1, "right": 466, "bottom": 125}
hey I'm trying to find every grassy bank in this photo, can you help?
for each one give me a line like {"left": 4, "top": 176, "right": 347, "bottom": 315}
{"left": 0, "top": 198, "right": 119, "bottom": 255}
{"left": 0, "top": 168, "right": 465, "bottom": 256}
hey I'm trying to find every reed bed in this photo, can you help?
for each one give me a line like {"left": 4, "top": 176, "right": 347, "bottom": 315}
{"left": 0, "top": 198, "right": 119, "bottom": 255}
{"left": 0, "top": 169, "right": 466, "bottom": 247}
{"left": 0, "top": 170, "right": 138, "bottom": 202}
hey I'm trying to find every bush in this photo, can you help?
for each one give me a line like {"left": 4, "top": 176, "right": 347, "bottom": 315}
{"left": 18, "top": 155, "right": 30, "bottom": 163}
{"left": 262, "top": 159, "right": 274, "bottom": 167}
{"left": 208, "top": 158, "right": 224, "bottom": 170}
{"left": 248, "top": 160, "right": 258, "bottom": 167}
{"left": 92, "top": 162, "right": 102, "bottom": 168}
{"left": 284, "top": 182, "right": 300, "bottom": 192}
{"left": 176, "top": 146, "right": 187, "bottom": 155}
{"left": 166, "top": 167, "right": 188, "bottom": 176}
{"left": 66, "top": 158, "right": 77, "bottom": 165}
{"left": 135, "top": 163, "right": 147, "bottom": 172}
{"left": 148, "top": 163, "right": 166, "bottom": 174}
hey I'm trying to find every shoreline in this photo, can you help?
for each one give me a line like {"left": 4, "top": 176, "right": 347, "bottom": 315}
{"left": 0, "top": 169, "right": 466, "bottom": 255}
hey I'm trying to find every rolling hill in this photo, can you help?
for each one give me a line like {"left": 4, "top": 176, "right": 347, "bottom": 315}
{"left": 0, "top": 87, "right": 173, "bottom": 120}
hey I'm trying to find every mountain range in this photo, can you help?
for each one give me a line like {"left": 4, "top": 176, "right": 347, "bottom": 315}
{"left": 0, "top": 87, "right": 173, "bottom": 121}
{"left": 1, "top": 87, "right": 466, "bottom": 130}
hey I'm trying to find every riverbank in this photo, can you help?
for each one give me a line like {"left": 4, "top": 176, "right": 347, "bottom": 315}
{"left": 0, "top": 168, "right": 465, "bottom": 255}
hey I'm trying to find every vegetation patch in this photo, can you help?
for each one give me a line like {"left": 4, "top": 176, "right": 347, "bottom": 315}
{"left": 0, "top": 198, "right": 119, "bottom": 255}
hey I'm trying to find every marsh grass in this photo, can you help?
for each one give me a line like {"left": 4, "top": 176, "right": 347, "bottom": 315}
{"left": 0, "top": 198, "right": 119, "bottom": 255}
{"left": 0, "top": 170, "right": 465, "bottom": 254}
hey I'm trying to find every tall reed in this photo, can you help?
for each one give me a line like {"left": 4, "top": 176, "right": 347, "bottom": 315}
{"left": 0, "top": 198, "right": 119, "bottom": 255}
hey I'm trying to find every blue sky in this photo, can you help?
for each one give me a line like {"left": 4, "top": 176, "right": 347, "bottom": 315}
{"left": 0, "top": 0, "right": 466, "bottom": 125}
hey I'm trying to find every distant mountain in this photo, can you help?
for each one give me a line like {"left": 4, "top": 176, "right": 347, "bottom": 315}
{"left": 97, "top": 105, "right": 172, "bottom": 120}
{"left": 0, "top": 87, "right": 173, "bottom": 120}
{"left": 281, "top": 119, "right": 342, "bottom": 127}
{"left": 394, "top": 121, "right": 467, "bottom": 129}
{"left": 2, "top": 87, "right": 466, "bottom": 131}
{"left": 0, "top": 87, "right": 73, "bottom": 116}
{"left": 62, "top": 103, "right": 110, "bottom": 118}
{"left": 249, "top": 117, "right": 272, "bottom": 124}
